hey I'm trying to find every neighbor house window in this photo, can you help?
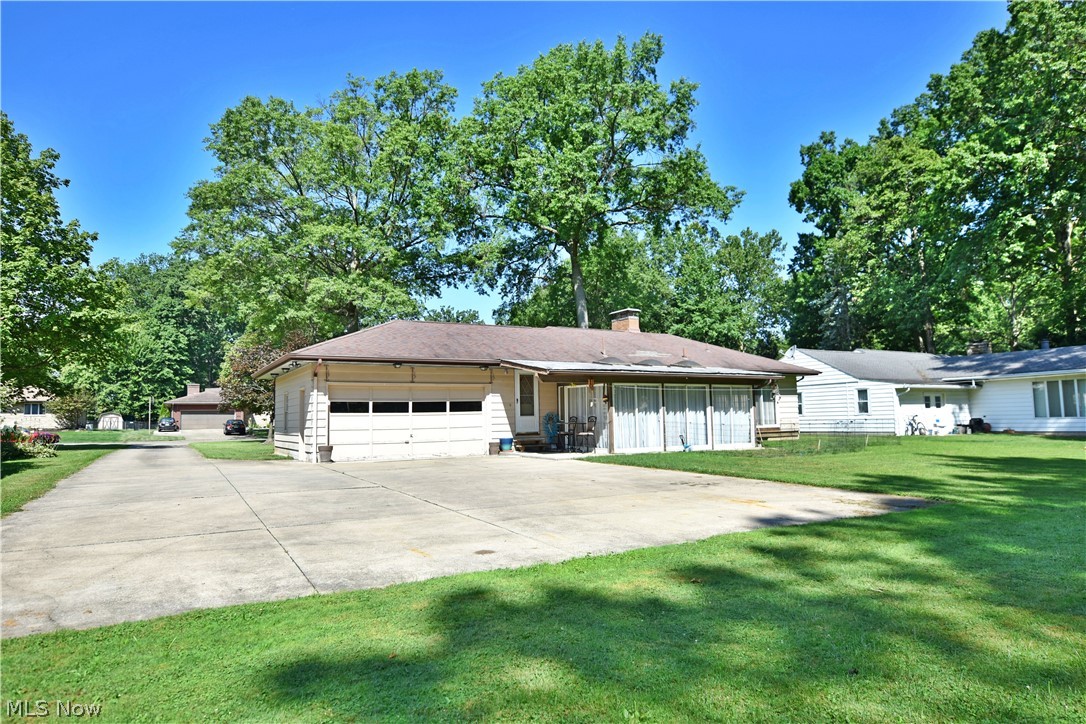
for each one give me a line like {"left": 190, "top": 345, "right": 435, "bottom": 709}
{"left": 23, "top": 403, "right": 44, "bottom": 415}
{"left": 857, "top": 389, "right": 869, "bottom": 414}
{"left": 935, "top": 395, "right": 943, "bottom": 408}
{"left": 797, "top": 392, "right": 804, "bottom": 416}
{"left": 1033, "top": 379, "right": 1086, "bottom": 417}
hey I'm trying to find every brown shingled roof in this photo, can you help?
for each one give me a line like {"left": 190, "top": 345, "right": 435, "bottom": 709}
{"left": 256, "top": 321, "right": 816, "bottom": 378}
{"left": 164, "top": 387, "right": 225, "bottom": 405}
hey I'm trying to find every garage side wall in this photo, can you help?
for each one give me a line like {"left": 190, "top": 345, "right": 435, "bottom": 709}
{"left": 273, "top": 366, "right": 316, "bottom": 461}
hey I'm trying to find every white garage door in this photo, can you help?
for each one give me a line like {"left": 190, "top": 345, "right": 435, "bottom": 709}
{"left": 328, "top": 386, "right": 486, "bottom": 461}
{"left": 181, "top": 411, "right": 235, "bottom": 430}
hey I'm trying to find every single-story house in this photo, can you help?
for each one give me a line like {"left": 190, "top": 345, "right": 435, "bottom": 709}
{"left": 163, "top": 384, "right": 242, "bottom": 430}
{"left": 255, "top": 309, "right": 818, "bottom": 463}
{"left": 0, "top": 387, "right": 61, "bottom": 430}
{"left": 782, "top": 345, "right": 1086, "bottom": 436}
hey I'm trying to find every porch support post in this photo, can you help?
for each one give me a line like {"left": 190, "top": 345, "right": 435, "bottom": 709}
{"left": 607, "top": 384, "right": 615, "bottom": 453}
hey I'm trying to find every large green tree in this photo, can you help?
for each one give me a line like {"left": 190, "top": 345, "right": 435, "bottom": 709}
{"left": 787, "top": 0, "right": 1085, "bottom": 353}
{"left": 501, "top": 225, "right": 786, "bottom": 355}
{"left": 0, "top": 112, "right": 119, "bottom": 390}
{"left": 462, "top": 33, "right": 740, "bottom": 328}
{"left": 787, "top": 133, "right": 874, "bottom": 350}
{"left": 177, "top": 70, "right": 472, "bottom": 343}
{"left": 927, "top": 0, "right": 1085, "bottom": 345}
{"left": 58, "top": 253, "right": 243, "bottom": 419}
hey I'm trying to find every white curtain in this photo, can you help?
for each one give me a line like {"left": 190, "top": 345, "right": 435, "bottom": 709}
{"left": 712, "top": 386, "right": 752, "bottom": 445}
{"left": 665, "top": 385, "right": 709, "bottom": 448}
{"left": 614, "top": 384, "right": 662, "bottom": 451}
{"left": 565, "top": 385, "right": 609, "bottom": 450}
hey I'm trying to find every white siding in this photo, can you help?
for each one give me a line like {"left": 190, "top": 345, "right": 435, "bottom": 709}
{"left": 971, "top": 376, "right": 1086, "bottom": 434}
{"left": 785, "top": 350, "right": 898, "bottom": 434}
{"left": 273, "top": 365, "right": 315, "bottom": 461}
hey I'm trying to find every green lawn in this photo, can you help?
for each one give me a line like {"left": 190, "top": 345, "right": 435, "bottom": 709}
{"left": 55, "top": 429, "right": 173, "bottom": 443}
{"left": 190, "top": 440, "right": 286, "bottom": 460}
{"left": 1, "top": 446, "right": 118, "bottom": 516}
{"left": 1, "top": 436, "right": 1083, "bottom": 721}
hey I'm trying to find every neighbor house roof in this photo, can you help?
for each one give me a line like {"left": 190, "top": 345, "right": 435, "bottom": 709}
{"left": 793, "top": 346, "right": 1086, "bottom": 385}
{"left": 164, "top": 387, "right": 225, "bottom": 406}
{"left": 257, "top": 320, "right": 817, "bottom": 379}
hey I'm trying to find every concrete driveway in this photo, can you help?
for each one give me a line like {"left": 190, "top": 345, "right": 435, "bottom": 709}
{"left": 1, "top": 442, "right": 925, "bottom": 637}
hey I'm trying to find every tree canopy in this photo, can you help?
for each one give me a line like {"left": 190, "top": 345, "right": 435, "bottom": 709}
{"left": 58, "top": 253, "right": 244, "bottom": 419}
{"left": 0, "top": 112, "right": 120, "bottom": 390}
{"left": 462, "top": 33, "right": 740, "bottom": 328}
{"left": 176, "top": 70, "right": 472, "bottom": 344}
{"left": 501, "top": 225, "right": 786, "bottom": 356}
{"left": 787, "top": 0, "right": 1084, "bottom": 352}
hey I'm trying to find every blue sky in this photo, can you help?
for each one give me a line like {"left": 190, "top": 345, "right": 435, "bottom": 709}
{"left": 2, "top": 1, "right": 1008, "bottom": 320}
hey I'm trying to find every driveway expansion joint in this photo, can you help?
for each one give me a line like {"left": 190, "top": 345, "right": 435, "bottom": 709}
{"left": 208, "top": 460, "right": 321, "bottom": 595}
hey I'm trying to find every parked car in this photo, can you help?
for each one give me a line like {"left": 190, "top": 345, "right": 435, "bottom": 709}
{"left": 223, "top": 419, "right": 247, "bottom": 436}
{"left": 157, "top": 417, "right": 180, "bottom": 432}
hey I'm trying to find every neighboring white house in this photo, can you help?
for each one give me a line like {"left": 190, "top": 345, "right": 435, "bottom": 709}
{"left": 0, "top": 387, "right": 62, "bottom": 430}
{"left": 256, "top": 310, "right": 817, "bottom": 463}
{"left": 782, "top": 346, "right": 1086, "bottom": 436}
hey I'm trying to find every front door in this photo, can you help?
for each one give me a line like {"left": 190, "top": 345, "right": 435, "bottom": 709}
{"left": 515, "top": 371, "right": 539, "bottom": 433}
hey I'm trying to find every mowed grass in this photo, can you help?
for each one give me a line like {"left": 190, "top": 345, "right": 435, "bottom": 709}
{"left": 190, "top": 440, "right": 286, "bottom": 460}
{"left": 1, "top": 446, "right": 117, "bottom": 516}
{"left": 1, "top": 437, "right": 1083, "bottom": 721}
{"left": 56, "top": 429, "right": 171, "bottom": 443}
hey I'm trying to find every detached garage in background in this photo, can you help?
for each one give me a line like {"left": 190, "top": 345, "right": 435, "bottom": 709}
{"left": 164, "top": 384, "right": 241, "bottom": 430}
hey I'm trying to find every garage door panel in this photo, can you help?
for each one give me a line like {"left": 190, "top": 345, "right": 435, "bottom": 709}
{"left": 327, "top": 385, "right": 485, "bottom": 461}
{"left": 181, "top": 412, "right": 235, "bottom": 430}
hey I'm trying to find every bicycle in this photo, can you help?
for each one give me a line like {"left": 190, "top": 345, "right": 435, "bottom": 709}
{"left": 904, "top": 415, "right": 927, "bottom": 436}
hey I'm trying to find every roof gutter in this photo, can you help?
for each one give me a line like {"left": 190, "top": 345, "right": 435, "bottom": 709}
{"left": 255, "top": 354, "right": 502, "bottom": 379}
{"left": 941, "top": 369, "right": 1086, "bottom": 383}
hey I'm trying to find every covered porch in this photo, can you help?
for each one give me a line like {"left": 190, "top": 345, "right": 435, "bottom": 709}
{"left": 507, "top": 360, "right": 787, "bottom": 455}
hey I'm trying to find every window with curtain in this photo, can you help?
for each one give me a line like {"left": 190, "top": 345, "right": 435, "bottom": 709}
{"left": 1032, "top": 379, "right": 1086, "bottom": 417}
{"left": 664, "top": 385, "right": 709, "bottom": 449}
{"left": 613, "top": 384, "right": 662, "bottom": 451}
{"left": 564, "top": 385, "right": 608, "bottom": 450}
{"left": 758, "top": 388, "right": 778, "bottom": 425}
{"left": 712, "top": 386, "right": 752, "bottom": 445}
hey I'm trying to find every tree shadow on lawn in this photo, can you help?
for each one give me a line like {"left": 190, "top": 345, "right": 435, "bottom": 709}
{"left": 264, "top": 480, "right": 1084, "bottom": 720}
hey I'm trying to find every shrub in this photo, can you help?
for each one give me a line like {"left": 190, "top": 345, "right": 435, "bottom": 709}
{"left": 29, "top": 431, "right": 61, "bottom": 445}
{"left": 1, "top": 426, "right": 58, "bottom": 460}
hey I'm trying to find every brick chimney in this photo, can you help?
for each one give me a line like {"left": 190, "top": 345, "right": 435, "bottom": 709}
{"left": 610, "top": 308, "right": 641, "bottom": 333}
{"left": 966, "top": 341, "right": 991, "bottom": 356}
{"left": 186, "top": 383, "right": 201, "bottom": 396}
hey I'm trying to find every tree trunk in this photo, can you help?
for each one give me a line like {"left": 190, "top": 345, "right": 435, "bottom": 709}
{"left": 569, "top": 241, "right": 590, "bottom": 329}
{"left": 1058, "top": 216, "right": 1080, "bottom": 342}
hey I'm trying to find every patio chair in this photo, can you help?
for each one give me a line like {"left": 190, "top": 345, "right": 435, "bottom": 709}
{"left": 576, "top": 416, "right": 597, "bottom": 453}
{"left": 562, "top": 416, "right": 579, "bottom": 452}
